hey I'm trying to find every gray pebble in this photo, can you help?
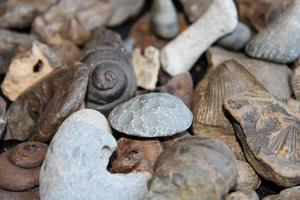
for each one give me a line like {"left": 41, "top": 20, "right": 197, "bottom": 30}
{"left": 108, "top": 93, "right": 193, "bottom": 137}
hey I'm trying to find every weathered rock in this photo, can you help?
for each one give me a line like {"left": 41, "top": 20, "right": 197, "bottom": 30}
{"left": 81, "top": 29, "right": 137, "bottom": 116}
{"left": 262, "top": 186, "right": 300, "bottom": 200}
{"left": 150, "top": 0, "right": 179, "bottom": 39}
{"left": 245, "top": 0, "right": 300, "bottom": 63}
{"left": 109, "top": 93, "right": 192, "bottom": 137}
{"left": 146, "top": 137, "right": 237, "bottom": 200}
{"left": 0, "top": 0, "right": 55, "bottom": 29}
{"left": 133, "top": 46, "right": 160, "bottom": 90}
{"left": 224, "top": 90, "right": 300, "bottom": 187}
{"left": 40, "top": 109, "right": 151, "bottom": 200}
{"left": 0, "top": 188, "right": 40, "bottom": 200}
{"left": 111, "top": 138, "right": 164, "bottom": 173}
{"left": 5, "top": 62, "right": 89, "bottom": 142}
{"left": 160, "top": 131, "right": 191, "bottom": 148}
{"left": 0, "top": 96, "right": 6, "bottom": 138}
{"left": 237, "top": 161, "right": 261, "bottom": 190}
{"left": 226, "top": 190, "right": 259, "bottom": 200}
{"left": 33, "top": 0, "right": 112, "bottom": 45}
{"left": 107, "top": 0, "right": 144, "bottom": 26}
{"left": 179, "top": 0, "right": 213, "bottom": 22}
{"left": 217, "top": 22, "right": 251, "bottom": 51}
{"left": 2, "top": 41, "right": 61, "bottom": 101}
{"left": 207, "top": 47, "right": 292, "bottom": 99}
{"left": 160, "top": 0, "right": 238, "bottom": 76}
{"left": 50, "top": 40, "right": 81, "bottom": 64}
{"left": 291, "top": 58, "right": 300, "bottom": 100}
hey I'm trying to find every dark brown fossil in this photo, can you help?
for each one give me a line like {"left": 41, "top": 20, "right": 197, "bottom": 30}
{"left": 4, "top": 62, "right": 89, "bottom": 142}
{"left": 0, "top": 141, "right": 47, "bottom": 191}
{"left": 81, "top": 29, "right": 137, "bottom": 116}
{"left": 0, "top": 188, "right": 39, "bottom": 200}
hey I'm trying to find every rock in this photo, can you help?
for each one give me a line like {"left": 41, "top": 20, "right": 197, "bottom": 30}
{"left": 33, "top": 0, "right": 112, "bottom": 45}
{"left": 111, "top": 138, "right": 164, "bottom": 173}
{"left": 245, "top": 0, "right": 300, "bottom": 63}
{"left": 150, "top": 0, "right": 179, "bottom": 39}
{"left": 109, "top": 93, "right": 192, "bottom": 137}
{"left": 157, "top": 73, "right": 193, "bottom": 109}
{"left": 159, "top": 131, "right": 191, "bottom": 148}
{"left": 50, "top": 40, "right": 81, "bottom": 64}
{"left": 0, "top": 188, "right": 39, "bottom": 200}
{"left": 81, "top": 29, "right": 137, "bottom": 116}
{"left": 1, "top": 41, "right": 61, "bottom": 101}
{"left": 291, "top": 58, "right": 300, "bottom": 99}
{"left": 262, "top": 186, "right": 300, "bottom": 200}
{"left": 179, "top": 0, "right": 213, "bottom": 22}
{"left": 107, "top": 0, "right": 145, "bottom": 26}
{"left": 160, "top": 0, "right": 238, "bottom": 76}
{"left": 133, "top": 46, "right": 160, "bottom": 90}
{"left": 0, "top": 96, "right": 6, "bottom": 138}
{"left": 0, "top": 0, "right": 55, "bottom": 29}
{"left": 226, "top": 190, "right": 259, "bottom": 200}
{"left": 146, "top": 137, "right": 237, "bottom": 200}
{"left": 40, "top": 109, "right": 151, "bottom": 200}
{"left": 5, "top": 62, "right": 89, "bottom": 142}
{"left": 237, "top": 161, "right": 261, "bottom": 190}
{"left": 224, "top": 90, "right": 300, "bottom": 187}
{"left": 192, "top": 60, "right": 266, "bottom": 135}
{"left": 207, "top": 47, "right": 292, "bottom": 99}
{"left": 217, "top": 22, "right": 251, "bottom": 51}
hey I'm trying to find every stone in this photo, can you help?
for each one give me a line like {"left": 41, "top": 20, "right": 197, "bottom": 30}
{"left": 236, "top": 161, "right": 261, "bottom": 190}
{"left": 111, "top": 138, "right": 164, "bottom": 173}
{"left": 179, "top": 0, "right": 213, "bottom": 22}
{"left": 217, "top": 22, "right": 251, "bottom": 51}
{"left": 5, "top": 62, "right": 89, "bottom": 142}
{"left": 207, "top": 47, "right": 292, "bottom": 99}
{"left": 40, "top": 109, "right": 151, "bottom": 200}
{"left": 291, "top": 58, "right": 300, "bottom": 100}
{"left": 133, "top": 46, "right": 160, "bottom": 90}
{"left": 245, "top": 0, "right": 300, "bottom": 63}
{"left": 107, "top": 0, "right": 145, "bottom": 26}
{"left": 1, "top": 41, "right": 61, "bottom": 101}
{"left": 262, "top": 186, "right": 300, "bottom": 200}
{"left": 33, "top": 0, "right": 112, "bottom": 45}
{"left": 0, "top": 188, "right": 39, "bottom": 200}
{"left": 109, "top": 93, "right": 193, "bottom": 137}
{"left": 226, "top": 190, "right": 259, "bottom": 200}
{"left": 224, "top": 90, "right": 300, "bottom": 187}
{"left": 160, "top": 0, "right": 238, "bottom": 76}
{"left": 0, "top": 96, "right": 6, "bottom": 138}
{"left": 81, "top": 29, "right": 137, "bottom": 116}
{"left": 146, "top": 137, "right": 237, "bottom": 200}
{"left": 150, "top": 0, "right": 179, "bottom": 39}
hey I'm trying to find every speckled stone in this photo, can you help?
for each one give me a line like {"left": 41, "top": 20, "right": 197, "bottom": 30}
{"left": 109, "top": 93, "right": 192, "bottom": 137}
{"left": 40, "top": 109, "right": 151, "bottom": 200}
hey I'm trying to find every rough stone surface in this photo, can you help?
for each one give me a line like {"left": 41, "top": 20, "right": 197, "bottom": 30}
{"left": 109, "top": 93, "right": 193, "bottom": 137}
{"left": 133, "top": 46, "right": 160, "bottom": 90}
{"left": 40, "top": 109, "right": 151, "bottom": 200}
{"left": 262, "top": 186, "right": 300, "bottom": 200}
{"left": 146, "top": 137, "right": 237, "bottom": 200}
{"left": 236, "top": 161, "right": 261, "bottom": 190}
{"left": 160, "top": 0, "right": 238, "bottom": 76}
{"left": 179, "top": 0, "right": 213, "bottom": 22}
{"left": 224, "top": 90, "right": 300, "bottom": 187}
{"left": 226, "top": 190, "right": 259, "bottom": 200}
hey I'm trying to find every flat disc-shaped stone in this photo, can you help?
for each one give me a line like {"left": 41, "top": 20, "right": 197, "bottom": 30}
{"left": 109, "top": 93, "right": 192, "bottom": 137}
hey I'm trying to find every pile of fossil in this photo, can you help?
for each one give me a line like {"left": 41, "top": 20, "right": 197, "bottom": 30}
{"left": 0, "top": 0, "right": 300, "bottom": 199}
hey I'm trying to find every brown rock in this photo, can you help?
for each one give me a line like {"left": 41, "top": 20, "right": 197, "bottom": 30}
{"left": 262, "top": 186, "right": 300, "bottom": 200}
{"left": 159, "top": 131, "right": 190, "bottom": 149}
{"left": 5, "top": 62, "right": 89, "bottom": 142}
{"left": 179, "top": 0, "right": 213, "bottom": 22}
{"left": 0, "top": 188, "right": 39, "bottom": 200}
{"left": 226, "top": 189, "right": 259, "bottom": 200}
{"left": 236, "top": 161, "right": 261, "bottom": 190}
{"left": 224, "top": 90, "right": 300, "bottom": 187}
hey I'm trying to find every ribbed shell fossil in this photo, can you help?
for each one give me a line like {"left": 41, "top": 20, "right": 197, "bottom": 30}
{"left": 224, "top": 90, "right": 300, "bottom": 187}
{"left": 81, "top": 29, "right": 137, "bottom": 116}
{"left": 192, "top": 60, "right": 266, "bottom": 135}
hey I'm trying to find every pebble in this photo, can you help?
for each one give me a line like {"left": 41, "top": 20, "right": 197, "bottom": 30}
{"left": 160, "top": 0, "right": 238, "bottom": 76}
{"left": 133, "top": 46, "right": 160, "bottom": 90}
{"left": 224, "top": 90, "right": 300, "bottom": 187}
{"left": 217, "top": 22, "right": 251, "bottom": 51}
{"left": 0, "top": 188, "right": 40, "bottom": 200}
{"left": 150, "top": 0, "right": 179, "bottom": 39}
{"left": 245, "top": 0, "right": 300, "bottom": 63}
{"left": 109, "top": 93, "right": 193, "bottom": 137}
{"left": 179, "top": 0, "right": 213, "bottom": 22}
{"left": 237, "top": 161, "right": 261, "bottom": 190}
{"left": 291, "top": 58, "right": 300, "bottom": 100}
{"left": 40, "top": 109, "right": 151, "bottom": 200}
{"left": 262, "top": 186, "right": 300, "bottom": 200}
{"left": 226, "top": 190, "right": 259, "bottom": 200}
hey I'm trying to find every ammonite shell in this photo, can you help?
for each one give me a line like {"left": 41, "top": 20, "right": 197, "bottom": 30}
{"left": 224, "top": 90, "right": 300, "bottom": 187}
{"left": 5, "top": 62, "right": 89, "bottom": 142}
{"left": 192, "top": 60, "right": 266, "bottom": 135}
{"left": 81, "top": 29, "right": 137, "bottom": 116}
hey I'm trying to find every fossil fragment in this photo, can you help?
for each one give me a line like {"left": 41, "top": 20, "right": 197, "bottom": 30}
{"left": 160, "top": 0, "right": 238, "bottom": 76}
{"left": 192, "top": 60, "right": 266, "bottom": 135}
{"left": 81, "top": 29, "right": 137, "bottom": 116}
{"left": 224, "top": 90, "right": 300, "bottom": 187}
{"left": 237, "top": 161, "right": 261, "bottom": 190}
{"left": 5, "top": 62, "right": 89, "bottom": 142}
{"left": 262, "top": 186, "right": 300, "bottom": 200}
{"left": 109, "top": 93, "right": 193, "bottom": 137}
{"left": 226, "top": 190, "right": 259, "bottom": 200}
{"left": 245, "top": 0, "right": 300, "bottom": 63}
{"left": 179, "top": 0, "right": 213, "bottom": 22}
{"left": 291, "top": 58, "right": 300, "bottom": 100}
